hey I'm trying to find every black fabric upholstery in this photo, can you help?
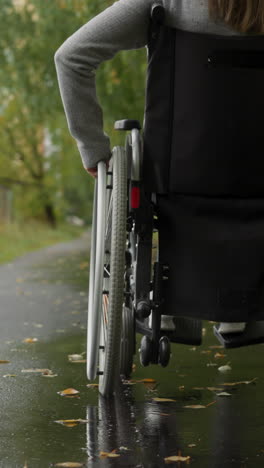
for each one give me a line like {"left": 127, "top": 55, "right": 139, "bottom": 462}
{"left": 143, "top": 22, "right": 264, "bottom": 321}
{"left": 143, "top": 27, "right": 264, "bottom": 195}
{"left": 157, "top": 194, "right": 264, "bottom": 321}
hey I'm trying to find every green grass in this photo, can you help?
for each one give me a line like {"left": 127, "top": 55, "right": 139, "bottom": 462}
{"left": 0, "top": 221, "right": 86, "bottom": 264}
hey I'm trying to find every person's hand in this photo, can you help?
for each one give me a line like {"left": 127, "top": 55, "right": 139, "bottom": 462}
{"left": 86, "top": 160, "right": 110, "bottom": 178}
{"left": 86, "top": 167, "right": 98, "bottom": 178}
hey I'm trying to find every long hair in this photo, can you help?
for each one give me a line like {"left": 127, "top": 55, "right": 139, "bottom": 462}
{"left": 208, "top": 0, "right": 264, "bottom": 34}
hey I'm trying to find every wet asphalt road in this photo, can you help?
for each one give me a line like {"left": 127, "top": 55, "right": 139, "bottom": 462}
{"left": 0, "top": 234, "right": 263, "bottom": 468}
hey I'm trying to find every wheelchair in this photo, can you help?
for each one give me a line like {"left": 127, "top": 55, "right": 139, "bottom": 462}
{"left": 87, "top": 4, "right": 264, "bottom": 397}
{"left": 87, "top": 123, "right": 204, "bottom": 397}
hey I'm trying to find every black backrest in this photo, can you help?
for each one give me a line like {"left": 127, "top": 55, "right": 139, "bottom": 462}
{"left": 143, "top": 6, "right": 264, "bottom": 195}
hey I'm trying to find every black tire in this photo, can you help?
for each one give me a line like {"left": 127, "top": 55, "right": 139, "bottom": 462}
{"left": 120, "top": 306, "right": 135, "bottom": 379}
{"left": 98, "top": 147, "right": 127, "bottom": 397}
{"left": 158, "top": 336, "right": 171, "bottom": 367}
{"left": 139, "top": 335, "right": 153, "bottom": 367}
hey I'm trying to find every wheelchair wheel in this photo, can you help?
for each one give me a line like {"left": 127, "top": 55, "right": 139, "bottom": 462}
{"left": 98, "top": 147, "right": 127, "bottom": 397}
{"left": 120, "top": 305, "right": 135, "bottom": 379}
{"left": 87, "top": 147, "right": 127, "bottom": 396}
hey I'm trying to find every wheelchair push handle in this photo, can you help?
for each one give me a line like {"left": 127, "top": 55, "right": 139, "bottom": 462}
{"left": 151, "top": 3, "right": 165, "bottom": 24}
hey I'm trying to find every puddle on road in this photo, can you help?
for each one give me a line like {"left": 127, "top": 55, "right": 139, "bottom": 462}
{"left": 0, "top": 327, "right": 263, "bottom": 467}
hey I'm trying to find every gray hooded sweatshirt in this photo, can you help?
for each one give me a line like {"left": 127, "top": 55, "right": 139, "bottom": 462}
{"left": 54, "top": 0, "right": 241, "bottom": 170}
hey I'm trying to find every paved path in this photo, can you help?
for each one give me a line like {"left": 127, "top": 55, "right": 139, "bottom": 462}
{"left": 0, "top": 234, "right": 263, "bottom": 468}
{"left": 0, "top": 234, "right": 90, "bottom": 345}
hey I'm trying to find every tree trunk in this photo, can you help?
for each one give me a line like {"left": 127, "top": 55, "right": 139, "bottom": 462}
{"left": 44, "top": 202, "right": 56, "bottom": 228}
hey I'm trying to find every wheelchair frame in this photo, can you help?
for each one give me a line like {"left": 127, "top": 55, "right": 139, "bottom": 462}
{"left": 87, "top": 122, "right": 202, "bottom": 397}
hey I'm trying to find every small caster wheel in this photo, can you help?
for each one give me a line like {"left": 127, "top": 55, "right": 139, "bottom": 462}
{"left": 136, "top": 301, "right": 151, "bottom": 319}
{"left": 139, "top": 335, "right": 153, "bottom": 366}
{"left": 158, "top": 336, "right": 171, "bottom": 367}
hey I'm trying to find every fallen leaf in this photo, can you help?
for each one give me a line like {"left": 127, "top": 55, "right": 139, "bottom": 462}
{"left": 216, "top": 392, "right": 232, "bottom": 397}
{"left": 164, "top": 454, "right": 191, "bottom": 463}
{"left": 42, "top": 372, "right": 58, "bottom": 378}
{"left": 207, "top": 387, "right": 224, "bottom": 392}
{"left": 86, "top": 384, "right": 99, "bottom": 389}
{"left": 140, "top": 378, "right": 157, "bottom": 384}
{"left": 23, "top": 338, "right": 38, "bottom": 343}
{"left": 0, "top": 360, "right": 10, "bottom": 364}
{"left": 184, "top": 405, "right": 206, "bottom": 409}
{"left": 200, "top": 350, "right": 211, "bottom": 354}
{"left": 184, "top": 401, "right": 216, "bottom": 409}
{"left": 206, "top": 401, "right": 217, "bottom": 407}
{"left": 79, "top": 262, "right": 88, "bottom": 270}
{"left": 188, "top": 444, "right": 197, "bottom": 448}
{"left": 214, "top": 352, "right": 226, "bottom": 359}
{"left": 68, "top": 353, "right": 86, "bottom": 361}
{"left": 57, "top": 388, "right": 80, "bottom": 397}
{"left": 70, "top": 360, "right": 86, "bottom": 364}
{"left": 21, "top": 368, "right": 52, "bottom": 374}
{"left": 222, "top": 378, "right": 257, "bottom": 387}
{"left": 189, "top": 347, "right": 196, "bottom": 351}
{"left": 55, "top": 419, "right": 89, "bottom": 428}
{"left": 152, "top": 398, "right": 176, "bottom": 402}
{"left": 3, "top": 374, "right": 16, "bottom": 378}
{"left": 54, "top": 463, "right": 84, "bottom": 468}
{"left": 209, "top": 345, "right": 224, "bottom": 349}
{"left": 206, "top": 362, "right": 218, "bottom": 367}
{"left": 125, "top": 378, "right": 157, "bottom": 385}
{"left": 218, "top": 364, "right": 232, "bottom": 373}
{"left": 192, "top": 387, "right": 204, "bottom": 390}
{"left": 99, "top": 450, "right": 120, "bottom": 459}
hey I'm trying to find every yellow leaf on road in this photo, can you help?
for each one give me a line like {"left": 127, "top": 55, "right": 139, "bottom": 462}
{"left": 222, "top": 378, "right": 257, "bottom": 387}
{"left": 57, "top": 388, "right": 80, "bottom": 397}
{"left": 0, "top": 360, "right": 10, "bottom": 364}
{"left": 23, "top": 338, "right": 38, "bottom": 343}
{"left": 214, "top": 352, "right": 226, "bottom": 359}
{"left": 55, "top": 419, "right": 89, "bottom": 428}
{"left": 184, "top": 405, "right": 206, "bottom": 409}
{"left": 54, "top": 463, "right": 84, "bottom": 467}
{"left": 99, "top": 450, "right": 120, "bottom": 459}
{"left": 164, "top": 454, "right": 191, "bottom": 463}
{"left": 152, "top": 398, "right": 176, "bottom": 402}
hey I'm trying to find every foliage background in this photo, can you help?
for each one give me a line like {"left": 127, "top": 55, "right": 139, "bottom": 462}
{"left": 0, "top": 0, "right": 147, "bottom": 226}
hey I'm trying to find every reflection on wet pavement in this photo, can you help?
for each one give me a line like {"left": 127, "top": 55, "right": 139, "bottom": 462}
{"left": 0, "top": 329, "right": 263, "bottom": 468}
{"left": 0, "top": 245, "right": 263, "bottom": 467}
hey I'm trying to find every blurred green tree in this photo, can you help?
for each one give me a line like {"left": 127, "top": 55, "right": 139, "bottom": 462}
{"left": 0, "top": 0, "right": 146, "bottom": 226}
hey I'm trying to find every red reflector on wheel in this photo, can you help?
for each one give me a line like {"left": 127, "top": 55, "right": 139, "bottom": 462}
{"left": 131, "top": 186, "right": 140, "bottom": 209}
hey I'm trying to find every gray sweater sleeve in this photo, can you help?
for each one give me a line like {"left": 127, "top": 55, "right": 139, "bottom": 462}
{"left": 54, "top": 0, "right": 153, "bottom": 169}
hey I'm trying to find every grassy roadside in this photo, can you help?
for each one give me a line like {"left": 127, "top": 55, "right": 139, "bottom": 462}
{"left": 0, "top": 222, "right": 87, "bottom": 265}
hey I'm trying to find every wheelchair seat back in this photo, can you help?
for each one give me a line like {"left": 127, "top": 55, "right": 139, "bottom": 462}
{"left": 142, "top": 14, "right": 264, "bottom": 324}
{"left": 143, "top": 24, "right": 264, "bottom": 195}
